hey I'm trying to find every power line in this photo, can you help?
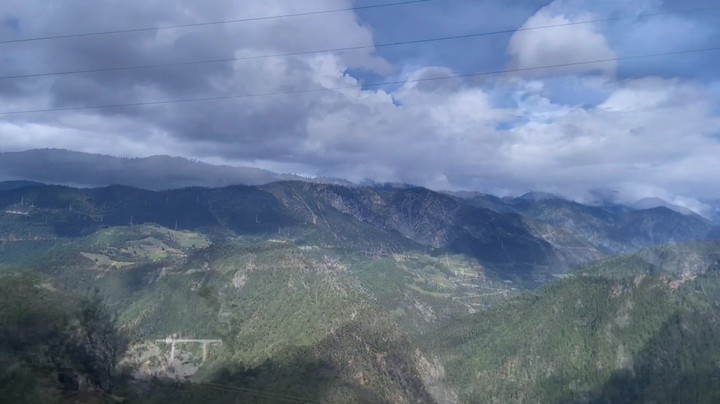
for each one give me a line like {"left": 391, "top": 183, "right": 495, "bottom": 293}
{"left": 1, "top": 46, "right": 718, "bottom": 116}
{"left": 0, "top": 0, "right": 432, "bottom": 45}
{"left": 2, "top": 5, "right": 718, "bottom": 81}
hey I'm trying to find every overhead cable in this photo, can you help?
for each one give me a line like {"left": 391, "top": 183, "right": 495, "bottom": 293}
{"left": 0, "top": 0, "right": 433, "bottom": 45}
{"left": 2, "top": 46, "right": 718, "bottom": 116}
{"left": 2, "top": 5, "right": 718, "bottom": 81}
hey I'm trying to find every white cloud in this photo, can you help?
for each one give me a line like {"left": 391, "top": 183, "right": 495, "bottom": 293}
{"left": 1, "top": 0, "right": 720, "bottom": 214}
{"left": 506, "top": 3, "right": 617, "bottom": 76}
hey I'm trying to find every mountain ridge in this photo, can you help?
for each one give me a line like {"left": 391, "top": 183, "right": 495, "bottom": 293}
{"left": 1, "top": 180, "right": 720, "bottom": 402}
{"left": 0, "top": 149, "right": 300, "bottom": 190}
{"left": 2, "top": 148, "right": 715, "bottom": 224}
{"left": 1, "top": 181, "right": 717, "bottom": 287}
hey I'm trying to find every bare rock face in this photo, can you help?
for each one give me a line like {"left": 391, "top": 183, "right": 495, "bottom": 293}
{"left": 416, "top": 350, "right": 459, "bottom": 404}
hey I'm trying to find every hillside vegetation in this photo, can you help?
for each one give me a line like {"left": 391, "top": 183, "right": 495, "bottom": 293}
{"left": 0, "top": 275, "right": 126, "bottom": 404}
{"left": 431, "top": 247, "right": 720, "bottom": 403}
{"left": 1, "top": 182, "right": 719, "bottom": 402}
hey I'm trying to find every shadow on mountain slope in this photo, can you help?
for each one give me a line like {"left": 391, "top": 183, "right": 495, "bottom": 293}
{"left": 589, "top": 304, "right": 720, "bottom": 404}
{"left": 132, "top": 319, "right": 439, "bottom": 404}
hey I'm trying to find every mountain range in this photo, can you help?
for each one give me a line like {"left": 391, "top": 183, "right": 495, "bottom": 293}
{"left": 1, "top": 180, "right": 716, "bottom": 283}
{"left": 0, "top": 178, "right": 719, "bottom": 402}
{"left": 2, "top": 149, "right": 714, "bottom": 221}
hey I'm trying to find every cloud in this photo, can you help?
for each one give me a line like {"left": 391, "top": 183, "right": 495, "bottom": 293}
{"left": 497, "top": 77, "right": 720, "bottom": 197}
{"left": 0, "top": 0, "right": 389, "bottom": 156}
{"left": 0, "top": 0, "right": 719, "bottom": 212}
{"left": 506, "top": 3, "right": 617, "bottom": 76}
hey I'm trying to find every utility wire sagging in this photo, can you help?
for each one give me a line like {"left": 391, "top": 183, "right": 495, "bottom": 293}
{"left": 1, "top": 5, "right": 718, "bottom": 81}
{"left": 0, "top": 0, "right": 433, "bottom": 44}
{"left": 1, "top": 46, "right": 719, "bottom": 116}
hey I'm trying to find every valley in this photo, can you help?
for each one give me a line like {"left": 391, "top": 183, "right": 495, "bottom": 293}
{"left": 1, "top": 181, "right": 719, "bottom": 403}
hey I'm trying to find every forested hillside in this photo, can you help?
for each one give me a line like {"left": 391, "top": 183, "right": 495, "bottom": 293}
{"left": 1, "top": 183, "right": 719, "bottom": 403}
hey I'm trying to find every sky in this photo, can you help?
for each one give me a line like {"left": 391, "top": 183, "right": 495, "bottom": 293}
{"left": 1, "top": 0, "right": 719, "bottom": 212}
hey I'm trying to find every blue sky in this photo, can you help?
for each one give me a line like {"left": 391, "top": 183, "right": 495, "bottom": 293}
{"left": 0, "top": 0, "right": 719, "bottom": 212}
{"left": 358, "top": 0, "right": 719, "bottom": 79}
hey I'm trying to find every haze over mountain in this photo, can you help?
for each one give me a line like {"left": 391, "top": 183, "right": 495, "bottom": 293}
{"left": 3, "top": 149, "right": 716, "bottom": 224}
{"left": 0, "top": 149, "right": 301, "bottom": 189}
{"left": 630, "top": 197, "right": 699, "bottom": 217}
{"left": 704, "top": 200, "right": 720, "bottom": 226}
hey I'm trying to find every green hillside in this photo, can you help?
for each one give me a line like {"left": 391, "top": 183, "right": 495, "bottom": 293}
{"left": 431, "top": 246, "right": 720, "bottom": 403}
{"left": 2, "top": 183, "right": 720, "bottom": 403}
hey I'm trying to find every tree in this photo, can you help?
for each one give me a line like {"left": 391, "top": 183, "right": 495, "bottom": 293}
{"left": 73, "top": 288, "right": 128, "bottom": 392}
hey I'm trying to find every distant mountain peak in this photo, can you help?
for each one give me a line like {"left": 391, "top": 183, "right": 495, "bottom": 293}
{"left": 0, "top": 149, "right": 304, "bottom": 190}
{"left": 631, "top": 197, "right": 697, "bottom": 217}
{"left": 518, "top": 191, "right": 561, "bottom": 201}
{"left": 0, "top": 180, "right": 46, "bottom": 191}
